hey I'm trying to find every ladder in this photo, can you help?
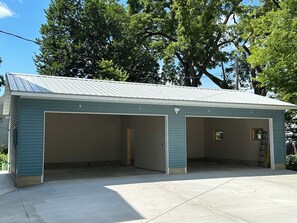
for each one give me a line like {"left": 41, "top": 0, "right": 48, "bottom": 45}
{"left": 259, "top": 131, "right": 270, "bottom": 168}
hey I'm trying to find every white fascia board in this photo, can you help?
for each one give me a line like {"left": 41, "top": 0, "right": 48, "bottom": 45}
{"left": 12, "top": 91, "right": 296, "bottom": 111}
{"left": 2, "top": 85, "right": 11, "bottom": 116}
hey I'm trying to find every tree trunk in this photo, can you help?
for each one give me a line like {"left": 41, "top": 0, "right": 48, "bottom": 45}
{"left": 251, "top": 67, "right": 267, "bottom": 96}
{"left": 196, "top": 64, "right": 232, "bottom": 89}
{"left": 183, "top": 62, "right": 192, "bottom": 86}
{"left": 188, "top": 61, "right": 199, "bottom": 87}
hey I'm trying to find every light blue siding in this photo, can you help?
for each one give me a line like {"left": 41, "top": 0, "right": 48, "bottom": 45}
{"left": 8, "top": 96, "right": 19, "bottom": 179}
{"left": 15, "top": 98, "right": 285, "bottom": 176}
{"left": 168, "top": 114, "right": 186, "bottom": 168}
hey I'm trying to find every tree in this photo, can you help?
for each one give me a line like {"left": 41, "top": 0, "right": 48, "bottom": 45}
{"left": 35, "top": 0, "right": 160, "bottom": 82}
{"left": 36, "top": 0, "right": 297, "bottom": 96}
{"left": 128, "top": 0, "right": 244, "bottom": 88}
{"left": 0, "top": 57, "right": 4, "bottom": 87}
{"left": 246, "top": 0, "right": 297, "bottom": 103}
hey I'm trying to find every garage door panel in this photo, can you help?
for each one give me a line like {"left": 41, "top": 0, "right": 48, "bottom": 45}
{"left": 132, "top": 116, "right": 165, "bottom": 172}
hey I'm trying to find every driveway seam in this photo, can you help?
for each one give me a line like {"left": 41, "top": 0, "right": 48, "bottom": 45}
{"left": 191, "top": 198, "right": 249, "bottom": 223}
{"left": 17, "top": 190, "right": 31, "bottom": 223}
{"left": 145, "top": 177, "right": 239, "bottom": 223}
{"left": 258, "top": 176, "right": 297, "bottom": 189}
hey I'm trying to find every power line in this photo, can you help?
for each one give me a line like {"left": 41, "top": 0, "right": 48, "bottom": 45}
{"left": 0, "top": 29, "right": 37, "bottom": 44}
{"left": 0, "top": 29, "right": 228, "bottom": 80}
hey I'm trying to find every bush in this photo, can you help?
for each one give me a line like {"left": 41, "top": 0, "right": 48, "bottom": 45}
{"left": 286, "top": 154, "right": 297, "bottom": 170}
{"left": 0, "top": 153, "right": 8, "bottom": 164}
{"left": 0, "top": 145, "right": 8, "bottom": 155}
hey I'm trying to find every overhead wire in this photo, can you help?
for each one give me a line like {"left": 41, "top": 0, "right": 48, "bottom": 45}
{"left": 0, "top": 29, "right": 226, "bottom": 80}
{"left": 0, "top": 29, "right": 37, "bottom": 44}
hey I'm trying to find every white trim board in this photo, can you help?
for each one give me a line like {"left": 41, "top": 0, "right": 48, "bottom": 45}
{"left": 12, "top": 91, "right": 295, "bottom": 111}
{"left": 41, "top": 111, "right": 170, "bottom": 182}
{"left": 185, "top": 115, "right": 275, "bottom": 170}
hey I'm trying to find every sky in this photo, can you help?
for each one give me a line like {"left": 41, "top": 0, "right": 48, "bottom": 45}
{"left": 0, "top": 0, "right": 50, "bottom": 74}
{"left": 0, "top": 0, "right": 220, "bottom": 95}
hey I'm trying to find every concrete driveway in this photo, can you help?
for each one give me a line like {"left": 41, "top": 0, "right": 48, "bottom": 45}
{"left": 1, "top": 166, "right": 297, "bottom": 223}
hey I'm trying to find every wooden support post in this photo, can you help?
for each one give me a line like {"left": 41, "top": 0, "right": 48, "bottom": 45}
{"left": 127, "top": 129, "right": 133, "bottom": 166}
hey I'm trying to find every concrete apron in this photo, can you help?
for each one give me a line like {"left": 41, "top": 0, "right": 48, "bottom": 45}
{"left": 1, "top": 166, "right": 297, "bottom": 223}
{"left": 0, "top": 171, "right": 16, "bottom": 196}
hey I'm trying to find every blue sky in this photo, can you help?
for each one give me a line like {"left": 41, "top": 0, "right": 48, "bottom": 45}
{"left": 0, "top": 0, "right": 50, "bottom": 74}
{"left": 0, "top": 0, "right": 220, "bottom": 94}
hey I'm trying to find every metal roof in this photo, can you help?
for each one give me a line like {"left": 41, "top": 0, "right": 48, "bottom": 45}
{"left": 5, "top": 72, "right": 297, "bottom": 110}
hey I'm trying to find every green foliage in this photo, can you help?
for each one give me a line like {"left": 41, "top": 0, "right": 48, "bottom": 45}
{"left": 160, "top": 61, "right": 185, "bottom": 86}
{"left": 286, "top": 154, "right": 297, "bottom": 171}
{"left": 0, "top": 152, "right": 8, "bottom": 171}
{"left": 247, "top": 0, "right": 297, "bottom": 102}
{"left": 128, "top": 0, "right": 243, "bottom": 88}
{"left": 0, "top": 57, "right": 4, "bottom": 87}
{"left": 0, "top": 154, "right": 8, "bottom": 164}
{"left": 36, "top": 0, "right": 297, "bottom": 95}
{"left": 285, "top": 110, "right": 297, "bottom": 142}
{"left": 0, "top": 145, "right": 6, "bottom": 154}
{"left": 97, "top": 59, "right": 128, "bottom": 81}
{"left": 0, "top": 144, "right": 8, "bottom": 171}
{"left": 35, "top": 0, "right": 160, "bottom": 83}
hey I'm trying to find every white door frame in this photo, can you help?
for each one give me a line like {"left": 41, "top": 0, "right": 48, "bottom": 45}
{"left": 42, "top": 111, "right": 169, "bottom": 183}
{"left": 185, "top": 115, "right": 275, "bottom": 170}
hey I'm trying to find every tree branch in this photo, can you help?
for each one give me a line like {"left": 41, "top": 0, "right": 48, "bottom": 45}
{"left": 217, "top": 38, "right": 236, "bottom": 47}
{"left": 243, "top": 31, "right": 253, "bottom": 46}
{"left": 272, "top": 0, "right": 281, "bottom": 9}
{"left": 232, "top": 14, "right": 238, "bottom": 24}
{"left": 143, "top": 31, "right": 177, "bottom": 42}
{"left": 202, "top": 1, "right": 241, "bottom": 69}
{"left": 242, "top": 44, "right": 251, "bottom": 56}
{"left": 196, "top": 64, "right": 232, "bottom": 89}
{"left": 175, "top": 52, "right": 186, "bottom": 66}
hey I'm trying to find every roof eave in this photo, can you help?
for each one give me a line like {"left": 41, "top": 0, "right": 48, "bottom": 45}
{"left": 2, "top": 85, "right": 11, "bottom": 116}
{"left": 11, "top": 91, "right": 297, "bottom": 111}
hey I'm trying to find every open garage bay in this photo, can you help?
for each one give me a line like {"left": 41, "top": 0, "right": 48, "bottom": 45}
{"left": 44, "top": 113, "right": 167, "bottom": 181}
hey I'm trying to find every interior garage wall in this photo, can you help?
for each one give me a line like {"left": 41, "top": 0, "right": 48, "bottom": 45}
{"left": 121, "top": 116, "right": 165, "bottom": 172}
{"left": 45, "top": 113, "right": 122, "bottom": 163}
{"left": 186, "top": 117, "right": 205, "bottom": 159}
{"left": 204, "top": 118, "right": 269, "bottom": 162}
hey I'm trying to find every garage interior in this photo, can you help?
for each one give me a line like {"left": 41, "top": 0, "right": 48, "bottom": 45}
{"left": 186, "top": 117, "right": 270, "bottom": 171}
{"left": 44, "top": 113, "right": 166, "bottom": 181}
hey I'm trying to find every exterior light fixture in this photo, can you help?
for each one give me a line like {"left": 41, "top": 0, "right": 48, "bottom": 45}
{"left": 174, "top": 107, "right": 180, "bottom": 114}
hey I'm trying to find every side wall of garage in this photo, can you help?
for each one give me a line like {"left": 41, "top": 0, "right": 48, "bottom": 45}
{"left": 11, "top": 98, "right": 286, "bottom": 187}
{"left": 8, "top": 96, "right": 19, "bottom": 181}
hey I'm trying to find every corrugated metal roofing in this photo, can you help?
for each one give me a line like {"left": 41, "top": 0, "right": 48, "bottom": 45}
{"left": 6, "top": 72, "right": 297, "bottom": 109}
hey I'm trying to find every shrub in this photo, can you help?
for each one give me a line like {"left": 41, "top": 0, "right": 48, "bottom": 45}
{"left": 286, "top": 154, "right": 297, "bottom": 170}
{"left": 0, "top": 153, "right": 8, "bottom": 164}
{"left": 0, "top": 145, "right": 8, "bottom": 155}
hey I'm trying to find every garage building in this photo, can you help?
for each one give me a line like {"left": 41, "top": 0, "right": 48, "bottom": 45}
{"left": 3, "top": 73, "right": 296, "bottom": 187}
